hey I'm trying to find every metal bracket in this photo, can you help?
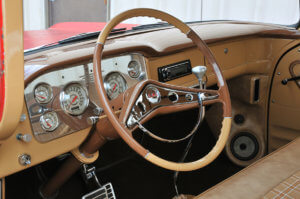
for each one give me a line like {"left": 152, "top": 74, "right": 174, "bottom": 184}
{"left": 81, "top": 164, "right": 101, "bottom": 188}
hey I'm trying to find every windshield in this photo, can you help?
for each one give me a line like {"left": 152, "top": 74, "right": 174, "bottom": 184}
{"left": 111, "top": 0, "right": 299, "bottom": 26}
{"left": 23, "top": 0, "right": 299, "bottom": 51}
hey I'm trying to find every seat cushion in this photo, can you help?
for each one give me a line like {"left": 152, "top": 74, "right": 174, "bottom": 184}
{"left": 195, "top": 137, "right": 300, "bottom": 199}
{"left": 263, "top": 170, "right": 300, "bottom": 199}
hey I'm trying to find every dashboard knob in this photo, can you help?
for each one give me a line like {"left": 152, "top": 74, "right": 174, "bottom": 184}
{"left": 87, "top": 116, "right": 99, "bottom": 125}
{"left": 192, "top": 66, "right": 207, "bottom": 81}
{"left": 192, "top": 66, "right": 207, "bottom": 89}
{"left": 18, "top": 154, "right": 31, "bottom": 166}
{"left": 93, "top": 107, "right": 104, "bottom": 115}
{"left": 16, "top": 133, "right": 32, "bottom": 143}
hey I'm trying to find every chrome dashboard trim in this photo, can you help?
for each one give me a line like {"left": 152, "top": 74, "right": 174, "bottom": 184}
{"left": 25, "top": 53, "right": 147, "bottom": 142}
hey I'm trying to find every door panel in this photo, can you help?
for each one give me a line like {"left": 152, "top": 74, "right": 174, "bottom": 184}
{"left": 269, "top": 46, "right": 300, "bottom": 152}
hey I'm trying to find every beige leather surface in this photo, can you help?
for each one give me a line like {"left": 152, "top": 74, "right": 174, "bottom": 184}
{"left": 0, "top": 0, "right": 24, "bottom": 140}
{"left": 195, "top": 137, "right": 300, "bottom": 199}
{"left": 263, "top": 170, "right": 300, "bottom": 199}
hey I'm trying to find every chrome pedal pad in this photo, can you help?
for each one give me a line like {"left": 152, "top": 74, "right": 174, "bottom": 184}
{"left": 82, "top": 183, "right": 116, "bottom": 199}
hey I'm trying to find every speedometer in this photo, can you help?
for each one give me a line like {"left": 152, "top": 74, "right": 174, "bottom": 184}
{"left": 104, "top": 72, "right": 128, "bottom": 100}
{"left": 60, "top": 83, "right": 89, "bottom": 115}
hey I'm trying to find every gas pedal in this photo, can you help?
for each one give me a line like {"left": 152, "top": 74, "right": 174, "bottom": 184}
{"left": 82, "top": 183, "right": 116, "bottom": 199}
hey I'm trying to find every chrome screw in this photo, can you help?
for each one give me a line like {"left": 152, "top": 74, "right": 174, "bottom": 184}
{"left": 20, "top": 114, "right": 27, "bottom": 122}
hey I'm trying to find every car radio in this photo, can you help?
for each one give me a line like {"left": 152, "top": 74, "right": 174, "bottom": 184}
{"left": 158, "top": 60, "right": 192, "bottom": 82}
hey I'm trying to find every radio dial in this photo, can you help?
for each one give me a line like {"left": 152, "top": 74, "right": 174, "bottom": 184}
{"left": 166, "top": 70, "right": 171, "bottom": 78}
{"left": 162, "top": 69, "right": 171, "bottom": 80}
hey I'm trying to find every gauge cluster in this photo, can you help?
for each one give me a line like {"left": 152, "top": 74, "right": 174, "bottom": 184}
{"left": 24, "top": 53, "right": 147, "bottom": 142}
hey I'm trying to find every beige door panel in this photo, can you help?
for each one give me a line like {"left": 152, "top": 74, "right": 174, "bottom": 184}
{"left": 269, "top": 46, "right": 300, "bottom": 152}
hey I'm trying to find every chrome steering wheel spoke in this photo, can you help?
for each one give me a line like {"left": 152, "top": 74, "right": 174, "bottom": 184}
{"left": 125, "top": 82, "right": 220, "bottom": 130}
{"left": 126, "top": 84, "right": 199, "bottom": 128}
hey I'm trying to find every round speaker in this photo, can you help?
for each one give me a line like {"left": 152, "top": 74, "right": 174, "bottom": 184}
{"left": 230, "top": 132, "right": 259, "bottom": 161}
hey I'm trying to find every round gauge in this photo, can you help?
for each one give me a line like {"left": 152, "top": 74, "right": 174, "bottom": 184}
{"left": 104, "top": 72, "right": 128, "bottom": 100}
{"left": 127, "top": 60, "right": 141, "bottom": 78}
{"left": 40, "top": 111, "right": 59, "bottom": 132}
{"left": 145, "top": 87, "right": 161, "bottom": 104}
{"left": 34, "top": 83, "right": 53, "bottom": 104}
{"left": 60, "top": 83, "right": 89, "bottom": 115}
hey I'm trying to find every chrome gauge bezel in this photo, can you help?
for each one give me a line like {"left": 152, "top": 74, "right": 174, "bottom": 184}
{"left": 60, "top": 83, "right": 90, "bottom": 116}
{"left": 40, "top": 111, "right": 60, "bottom": 132}
{"left": 127, "top": 60, "right": 142, "bottom": 78}
{"left": 34, "top": 83, "right": 53, "bottom": 104}
{"left": 104, "top": 72, "right": 128, "bottom": 100}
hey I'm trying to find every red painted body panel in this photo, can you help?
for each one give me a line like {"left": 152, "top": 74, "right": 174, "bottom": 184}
{"left": 24, "top": 22, "right": 137, "bottom": 50}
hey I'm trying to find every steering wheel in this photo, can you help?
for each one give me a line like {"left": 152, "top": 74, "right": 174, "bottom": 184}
{"left": 93, "top": 8, "right": 231, "bottom": 171}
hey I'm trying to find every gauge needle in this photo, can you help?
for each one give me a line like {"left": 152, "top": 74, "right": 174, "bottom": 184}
{"left": 68, "top": 95, "right": 78, "bottom": 109}
{"left": 36, "top": 95, "right": 46, "bottom": 99}
{"left": 112, "top": 83, "right": 117, "bottom": 92}
{"left": 45, "top": 120, "right": 52, "bottom": 127}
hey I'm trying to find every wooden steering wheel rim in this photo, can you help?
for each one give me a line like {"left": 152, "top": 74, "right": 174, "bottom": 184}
{"left": 93, "top": 8, "right": 232, "bottom": 171}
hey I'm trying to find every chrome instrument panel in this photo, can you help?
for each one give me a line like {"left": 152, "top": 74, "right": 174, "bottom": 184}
{"left": 126, "top": 84, "right": 199, "bottom": 128}
{"left": 25, "top": 53, "right": 147, "bottom": 142}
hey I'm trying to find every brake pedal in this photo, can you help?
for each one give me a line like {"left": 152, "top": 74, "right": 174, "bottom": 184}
{"left": 82, "top": 183, "right": 116, "bottom": 199}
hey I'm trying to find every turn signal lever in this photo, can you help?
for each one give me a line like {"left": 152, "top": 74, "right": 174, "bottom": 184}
{"left": 192, "top": 65, "right": 207, "bottom": 89}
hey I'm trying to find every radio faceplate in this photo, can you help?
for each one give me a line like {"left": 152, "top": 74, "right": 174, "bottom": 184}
{"left": 158, "top": 60, "right": 192, "bottom": 82}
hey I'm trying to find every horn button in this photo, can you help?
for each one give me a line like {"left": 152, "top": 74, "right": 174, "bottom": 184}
{"left": 145, "top": 87, "right": 161, "bottom": 104}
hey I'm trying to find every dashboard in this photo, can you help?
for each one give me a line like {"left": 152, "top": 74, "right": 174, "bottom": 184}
{"left": 24, "top": 53, "right": 147, "bottom": 142}
{"left": 1, "top": 21, "right": 297, "bottom": 179}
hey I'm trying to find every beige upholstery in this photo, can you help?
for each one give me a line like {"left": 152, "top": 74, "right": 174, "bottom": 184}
{"left": 263, "top": 170, "right": 300, "bottom": 199}
{"left": 195, "top": 137, "right": 300, "bottom": 199}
